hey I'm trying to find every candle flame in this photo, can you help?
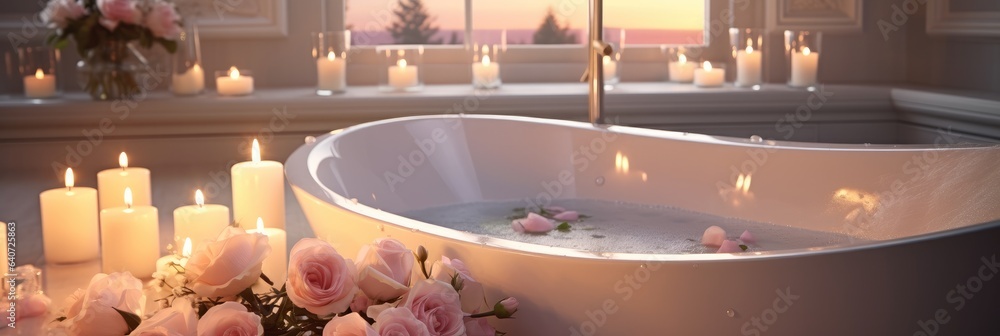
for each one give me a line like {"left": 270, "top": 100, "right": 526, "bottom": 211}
{"left": 34, "top": 68, "right": 44, "bottom": 79}
{"left": 327, "top": 51, "right": 336, "bottom": 60}
{"left": 182, "top": 238, "right": 192, "bottom": 258}
{"left": 679, "top": 54, "right": 687, "bottom": 64}
{"left": 482, "top": 45, "right": 489, "bottom": 54}
{"left": 746, "top": 38, "right": 754, "bottom": 53}
{"left": 119, "top": 152, "right": 128, "bottom": 169}
{"left": 251, "top": 138, "right": 261, "bottom": 162}
{"left": 482, "top": 55, "right": 491, "bottom": 66}
{"left": 195, "top": 189, "right": 205, "bottom": 207}
{"left": 229, "top": 66, "right": 240, "bottom": 79}
{"left": 398, "top": 59, "right": 407, "bottom": 68}
{"left": 256, "top": 217, "right": 266, "bottom": 234}
{"left": 65, "top": 168, "right": 74, "bottom": 188}
{"left": 124, "top": 187, "right": 133, "bottom": 208}
{"left": 802, "top": 47, "right": 811, "bottom": 56}
{"left": 703, "top": 61, "right": 713, "bottom": 71}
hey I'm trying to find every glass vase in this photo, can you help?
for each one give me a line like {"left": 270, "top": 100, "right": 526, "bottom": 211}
{"left": 76, "top": 40, "right": 148, "bottom": 100}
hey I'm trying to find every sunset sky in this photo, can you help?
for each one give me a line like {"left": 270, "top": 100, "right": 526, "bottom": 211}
{"left": 347, "top": 0, "right": 706, "bottom": 31}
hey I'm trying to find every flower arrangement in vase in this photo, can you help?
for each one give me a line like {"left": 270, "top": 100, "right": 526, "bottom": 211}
{"left": 41, "top": 0, "right": 182, "bottom": 100}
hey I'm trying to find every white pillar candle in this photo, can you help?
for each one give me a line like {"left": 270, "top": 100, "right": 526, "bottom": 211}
{"left": 97, "top": 152, "right": 151, "bottom": 210}
{"left": 317, "top": 51, "right": 347, "bottom": 92}
{"left": 216, "top": 66, "right": 254, "bottom": 96}
{"left": 790, "top": 47, "right": 819, "bottom": 87}
{"left": 39, "top": 168, "right": 100, "bottom": 264}
{"left": 694, "top": 61, "right": 725, "bottom": 88}
{"left": 668, "top": 54, "right": 695, "bottom": 83}
{"left": 388, "top": 59, "right": 419, "bottom": 90}
{"left": 472, "top": 55, "right": 500, "bottom": 88}
{"left": 231, "top": 139, "right": 285, "bottom": 230}
{"left": 100, "top": 187, "right": 160, "bottom": 278}
{"left": 603, "top": 55, "right": 618, "bottom": 80}
{"left": 250, "top": 218, "right": 286, "bottom": 290}
{"left": 155, "top": 237, "right": 191, "bottom": 272}
{"left": 173, "top": 189, "right": 230, "bottom": 253}
{"left": 172, "top": 63, "right": 205, "bottom": 96}
{"left": 24, "top": 69, "right": 56, "bottom": 98}
{"left": 736, "top": 44, "right": 762, "bottom": 87}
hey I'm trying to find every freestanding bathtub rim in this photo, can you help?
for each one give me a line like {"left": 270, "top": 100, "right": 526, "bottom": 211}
{"left": 286, "top": 114, "right": 1000, "bottom": 263}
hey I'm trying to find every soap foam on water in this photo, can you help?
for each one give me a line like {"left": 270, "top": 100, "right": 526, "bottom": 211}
{"left": 401, "top": 199, "right": 866, "bottom": 254}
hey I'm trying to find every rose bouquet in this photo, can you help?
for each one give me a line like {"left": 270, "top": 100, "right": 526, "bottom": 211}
{"left": 49, "top": 226, "right": 517, "bottom": 335}
{"left": 40, "top": 0, "right": 182, "bottom": 100}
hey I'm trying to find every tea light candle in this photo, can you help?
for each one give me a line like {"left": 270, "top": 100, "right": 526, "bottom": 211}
{"left": 790, "top": 47, "right": 819, "bottom": 87}
{"left": 603, "top": 55, "right": 618, "bottom": 80}
{"left": 216, "top": 66, "right": 254, "bottom": 96}
{"left": 250, "top": 218, "right": 287, "bottom": 289}
{"left": 694, "top": 61, "right": 725, "bottom": 88}
{"left": 155, "top": 237, "right": 191, "bottom": 272}
{"left": 318, "top": 51, "right": 347, "bottom": 92}
{"left": 231, "top": 139, "right": 285, "bottom": 230}
{"left": 472, "top": 55, "right": 499, "bottom": 88}
{"left": 39, "top": 168, "right": 100, "bottom": 264}
{"left": 173, "top": 189, "right": 230, "bottom": 253}
{"left": 97, "top": 152, "right": 151, "bottom": 210}
{"left": 24, "top": 68, "right": 56, "bottom": 98}
{"left": 172, "top": 63, "right": 205, "bottom": 96}
{"left": 388, "top": 59, "right": 419, "bottom": 90}
{"left": 736, "top": 42, "right": 762, "bottom": 87}
{"left": 100, "top": 187, "right": 160, "bottom": 278}
{"left": 668, "top": 54, "right": 695, "bottom": 83}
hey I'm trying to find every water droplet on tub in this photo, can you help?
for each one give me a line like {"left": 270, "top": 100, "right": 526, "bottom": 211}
{"left": 377, "top": 224, "right": 385, "bottom": 232}
{"left": 350, "top": 198, "right": 358, "bottom": 205}
{"left": 726, "top": 309, "right": 736, "bottom": 318}
{"left": 410, "top": 228, "right": 418, "bottom": 233}
{"left": 304, "top": 136, "right": 316, "bottom": 144}
{"left": 749, "top": 135, "right": 763, "bottom": 143}
{"left": 864, "top": 143, "right": 871, "bottom": 147}
{"left": 595, "top": 176, "right": 605, "bottom": 186}
{"left": 639, "top": 264, "right": 647, "bottom": 268}
{"left": 691, "top": 263, "right": 699, "bottom": 269}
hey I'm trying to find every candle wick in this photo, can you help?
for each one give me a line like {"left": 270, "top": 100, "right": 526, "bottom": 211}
{"left": 127, "top": 203, "right": 132, "bottom": 209}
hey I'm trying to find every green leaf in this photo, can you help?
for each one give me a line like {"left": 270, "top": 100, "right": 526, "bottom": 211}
{"left": 53, "top": 37, "right": 69, "bottom": 50}
{"left": 239, "top": 287, "right": 262, "bottom": 314}
{"left": 113, "top": 307, "right": 142, "bottom": 333}
{"left": 158, "top": 38, "right": 178, "bottom": 53}
{"left": 739, "top": 244, "right": 749, "bottom": 251}
{"left": 260, "top": 272, "right": 274, "bottom": 286}
{"left": 556, "top": 222, "right": 571, "bottom": 232}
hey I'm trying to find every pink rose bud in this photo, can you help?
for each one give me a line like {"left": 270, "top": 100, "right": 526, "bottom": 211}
{"left": 716, "top": 240, "right": 742, "bottom": 253}
{"left": 740, "top": 230, "right": 756, "bottom": 244}
{"left": 415, "top": 245, "right": 428, "bottom": 263}
{"left": 494, "top": 297, "right": 518, "bottom": 318}
{"left": 701, "top": 225, "right": 727, "bottom": 247}
{"left": 553, "top": 211, "right": 579, "bottom": 221}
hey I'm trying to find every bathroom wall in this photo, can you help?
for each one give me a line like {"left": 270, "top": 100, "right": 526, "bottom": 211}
{"left": 904, "top": 0, "right": 1000, "bottom": 93}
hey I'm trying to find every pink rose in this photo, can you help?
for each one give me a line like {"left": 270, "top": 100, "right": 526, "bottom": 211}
{"left": 62, "top": 272, "right": 146, "bottom": 336}
{"left": 323, "top": 312, "right": 377, "bottom": 336}
{"left": 130, "top": 298, "right": 197, "bottom": 336}
{"left": 287, "top": 238, "right": 358, "bottom": 316}
{"left": 185, "top": 227, "right": 271, "bottom": 298}
{"left": 429, "top": 256, "right": 486, "bottom": 313}
{"left": 355, "top": 238, "right": 414, "bottom": 302}
{"left": 372, "top": 307, "right": 431, "bottom": 336}
{"left": 463, "top": 317, "right": 496, "bottom": 336}
{"left": 96, "top": 0, "right": 140, "bottom": 31}
{"left": 145, "top": 0, "right": 181, "bottom": 40}
{"left": 196, "top": 302, "right": 262, "bottom": 336}
{"left": 511, "top": 212, "right": 555, "bottom": 233}
{"left": 402, "top": 280, "right": 465, "bottom": 336}
{"left": 40, "top": 0, "right": 86, "bottom": 29}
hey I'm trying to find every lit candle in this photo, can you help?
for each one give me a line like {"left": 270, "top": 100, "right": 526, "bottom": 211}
{"left": 155, "top": 237, "right": 191, "bottom": 272}
{"left": 317, "top": 51, "right": 347, "bottom": 93}
{"left": 173, "top": 189, "right": 230, "bottom": 253}
{"left": 472, "top": 47, "right": 500, "bottom": 88}
{"left": 249, "top": 217, "right": 286, "bottom": 290}
{"left": 736, "top": 40, "right": 762, "bottom": 87}
{"left": 668, "top": 54, "right": 695, "bottom": 83}
{"left": 387, "top": 59, "right": 419, "bottom": 90}
{"left": 39, "top": 168, "right": 100, "bottom": 264}
{"left": 100, "top": 187, "right": 160, "bottom": 278}
{"left": 172, "top": 63, "right": 205, "bottom": 96}
{"left": 24, "top": 68, "right": 56, "bottom": 98}
{"left": 694, "top": 61, "right": 725, "bottom": 88}
{"left": 97, "top": 152, "right": 151, "bottom": 210}
{"left": 790, "top": 47, "right": 819, "bottom": 87}
{"left": 602, "top": 55, "right": 618, "bottom": 80}
{"left": 216, "top": 66, "right": 254, "bottom": 96}
{"left": 231, "top": 139, "right": 285, "bottom": 229}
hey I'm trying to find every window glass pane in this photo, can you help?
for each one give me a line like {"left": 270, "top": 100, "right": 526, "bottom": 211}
{"left": 472, "top": 1, "right": 587, "bottom": 45}
{"left": 605, "top": 1, "right": 706, "bottom": 45}
{"left": 348, "top": 0, "right": 465, "bottom": 46}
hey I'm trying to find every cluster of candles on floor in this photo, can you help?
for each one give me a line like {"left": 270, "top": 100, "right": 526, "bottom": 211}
{"left": 38, "top": 140, "right": 288, "bottom": 285}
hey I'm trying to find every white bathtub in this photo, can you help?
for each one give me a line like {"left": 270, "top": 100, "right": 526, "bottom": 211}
{"left": 286, "top": 115, "right": 1000, "bottom": 335}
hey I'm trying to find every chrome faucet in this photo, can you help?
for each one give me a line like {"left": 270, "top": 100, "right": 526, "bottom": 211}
{"left": 584, "top": 0, "right": 613, "bottom": 125}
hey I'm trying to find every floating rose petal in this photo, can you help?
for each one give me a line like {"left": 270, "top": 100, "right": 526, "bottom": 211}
{"left": 701, "top": 226, "right": 727, "bottom": 247}
{"left": 553, "top": 211, "right": 579, "bottom": 221}
{"left": 740, "top": 230, "right": 756, "bottom": 244}
{"left": 511, "top": 213, "right": 556, "bottom": 233}
{"left": 717, "top": 240, "right": 742, "bottom": 253}
{"left": 544, "top": 206, "right": 566, "bottom": 214}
